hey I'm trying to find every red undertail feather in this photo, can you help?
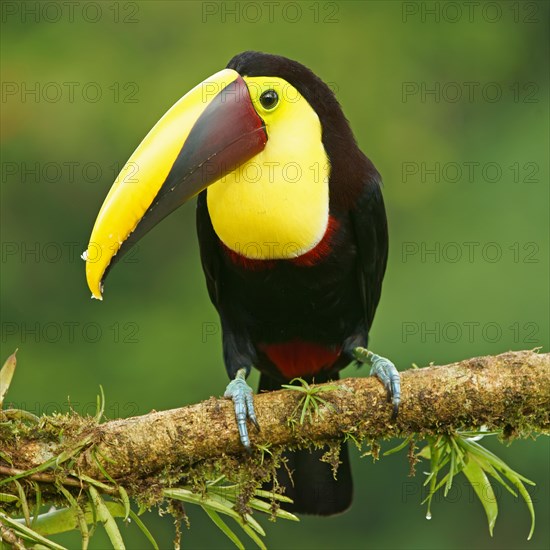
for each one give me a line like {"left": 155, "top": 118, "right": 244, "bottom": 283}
{"left": 260, "top": 340, "right": 342, "bottom": 379}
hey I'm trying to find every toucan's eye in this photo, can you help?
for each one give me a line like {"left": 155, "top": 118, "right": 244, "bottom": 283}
{"left": 259, "top": 90, "right": 279, "bottom": 110}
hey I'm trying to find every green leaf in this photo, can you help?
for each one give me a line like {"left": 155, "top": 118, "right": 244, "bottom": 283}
{"left": 299, "top": 395, "right": 310, "bottom": 424}
{"left": 92, "top": 450, "right": 117, "bottom": 484}
{"left": 460, "top": 439, "right": 534, "bottom": 485}
{"left": 57, "top": 484, "right": 89, "bottom": 548}
{"left": 0, "top": 456, "right": 58, "bottom": 486}
{"left": 422, "top": 455, "right": 450, "bottom": 488}
{"left": 208, "top": 484, "right": 298, "bottom": 523}
{"left": 0, "top": 511, "right": 67, "bottom": 550}
{"left": 237, "top": 519, "right": 267, "bottom": 550}
{"left": 444, "top": 446, "right": 456, "bottom": 497}
{"left": 118, "top": 486, "right": 130, "bottom": 522}
{"left": 31, "top": 481, "right": 42, "bottom": 528}
{"left": 248, "top": 489, "right": 293, "bottom": 504}
{"left": 242, "top": 513, "right": 265, "bottom": 537}
{"left": 24, "top": 501, "right": 125, "bottom": 536}
{"left": 458, "top": 430, "right": 499, "bottom": 439}
{"left": 457, "top": 436, "right": 536, "bottom": 539}
{"left": 0, "top": 351, "right": 17, "bottom": 409}
{"left": 165, "top": 487, "right": 267, "bottom": 538}
{"left": 88, "top": 486, "right": 126, "bottom": 550}
{"left": 0, "top": 408, "right": 39, "bottom": 424}
{"left": 247, "top": 498, "right": 299, "bottom": 522}
{"left": 512, "top": 477, "right": 536, "bottom": 541}
{"left": 462, "top": 457, "right": 498, "bottom": 536}
{"left": 417, "top": 444, "right": 431, "bottom": 459}
{"left": 127, "top": 509, "right": 159, "bottom": 550}
{"left": 165, "top": 488, "right": 243, "bottom": 525}
{"left": 203, "top": 507, "right": 244, "bottom": 550}
{"left": 95, "top": 385, "right": 105, "bottom": 423}
{"left": 383, "top": 436, "right": 412, "bottom": 456}
{"left": 55, "top": 436, "right": 93, "bottom": 467}
{"left": 483, "top": 462, "right": 518, "bottom": 498}
{"left": 14, "top": 480, "right": 31, "bottom": 527}
{"left": 78, "top": 474, "right": 116, "bottom": 493}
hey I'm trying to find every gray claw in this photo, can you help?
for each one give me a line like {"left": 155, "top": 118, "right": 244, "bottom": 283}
{"left": 224, "top": 368, "right": 259, "bottom": 448}
{"left": 354, "top": 348, "right": 401, "bottom": 418}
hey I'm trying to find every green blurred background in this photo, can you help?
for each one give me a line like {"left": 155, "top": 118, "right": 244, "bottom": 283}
{"left": 1, "top": 1, "right": 548, "bottom": 548}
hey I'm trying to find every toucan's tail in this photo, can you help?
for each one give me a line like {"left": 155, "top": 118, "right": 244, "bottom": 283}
{"left": 259, "top": 373, "right": 353, "bottom": 516}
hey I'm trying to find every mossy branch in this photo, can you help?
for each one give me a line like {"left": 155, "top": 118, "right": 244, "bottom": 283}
{"left": 4, "top": 350, "right": 549, "bottom": 483}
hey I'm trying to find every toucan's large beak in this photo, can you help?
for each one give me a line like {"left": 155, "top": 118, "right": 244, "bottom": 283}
{"left": 83, "top": 69, "right": 267, "bottom": 299}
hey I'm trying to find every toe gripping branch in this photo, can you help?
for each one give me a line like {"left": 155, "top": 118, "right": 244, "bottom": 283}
{"left": 224, "top": 368, "right": 260, "bottom": 449}
{"left": 354, "top": 348, "right": 401, "bottom": 419}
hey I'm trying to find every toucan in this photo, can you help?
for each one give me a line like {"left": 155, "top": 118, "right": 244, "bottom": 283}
{"left": 83, "top": 51, "right": 400, "bottom": 516}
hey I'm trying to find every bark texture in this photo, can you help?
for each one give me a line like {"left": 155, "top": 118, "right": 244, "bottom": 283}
{"left": 4, "top": 350, "right": 549, "bottom": 483}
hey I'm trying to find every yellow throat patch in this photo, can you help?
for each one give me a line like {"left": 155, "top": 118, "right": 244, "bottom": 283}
{"left": 206, "top": 76, "right": 330, "bottom": 260}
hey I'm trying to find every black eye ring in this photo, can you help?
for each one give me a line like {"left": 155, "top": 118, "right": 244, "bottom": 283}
{"left": 259, "top": 89, "right": 279, "bottom": 110}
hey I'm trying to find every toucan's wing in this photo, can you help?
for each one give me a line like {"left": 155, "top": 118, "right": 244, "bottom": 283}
{"left": 196, "top": 191, "right": 223, "bottom": 310}
{"left": 349, "top": 169, "right": 389, "bottom": 332}
{"left": 196, "top": 191, "right": 258, "bottom": 377}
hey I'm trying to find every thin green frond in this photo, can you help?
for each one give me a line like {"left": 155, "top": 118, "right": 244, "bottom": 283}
{"left": 462, "top": 456, "right": 498, "bottom": 536}
{"left": 95, "top": 386, "right": 105, "bottom": 423}
{"left": 0, "top": 457, "right": 58, "bottom": 487}
{"left": 127, "top": 509, "right": 159, "bottom": 550}
{"left": 57, "top": 484, "right": 90, "bottom": 549}
{"left": 281, "top": 378, "right": 340, "bottom": 425}
{"left": 236, "top": 518, "right": 268, "bottom": 550}
{"left": 416, "top": 431, "right": 537, "bottom": 539}
{"left": 14, "top": 480, "right": 30, "bottom": 527}
{"left": 203, "top": 507, "right": 244, "bottom": 550}
{"left": 88, "top": 487, "right": 125, "bottom": 550}
{"left": 383, "top": 436, "right": 413, "bottom": 456}
{"left": 0, "top": 511, "right": 67, "bottom": 550}
{"left": 0, "top": 351, "right": 17, "bottom": 409}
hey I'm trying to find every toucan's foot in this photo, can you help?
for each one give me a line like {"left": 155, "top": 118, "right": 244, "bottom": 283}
{"left": 224, "top": 368, "right": 260, "bottom": 449}
{"left": 354, "top": 348, "right": 400, "bottom": 419}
